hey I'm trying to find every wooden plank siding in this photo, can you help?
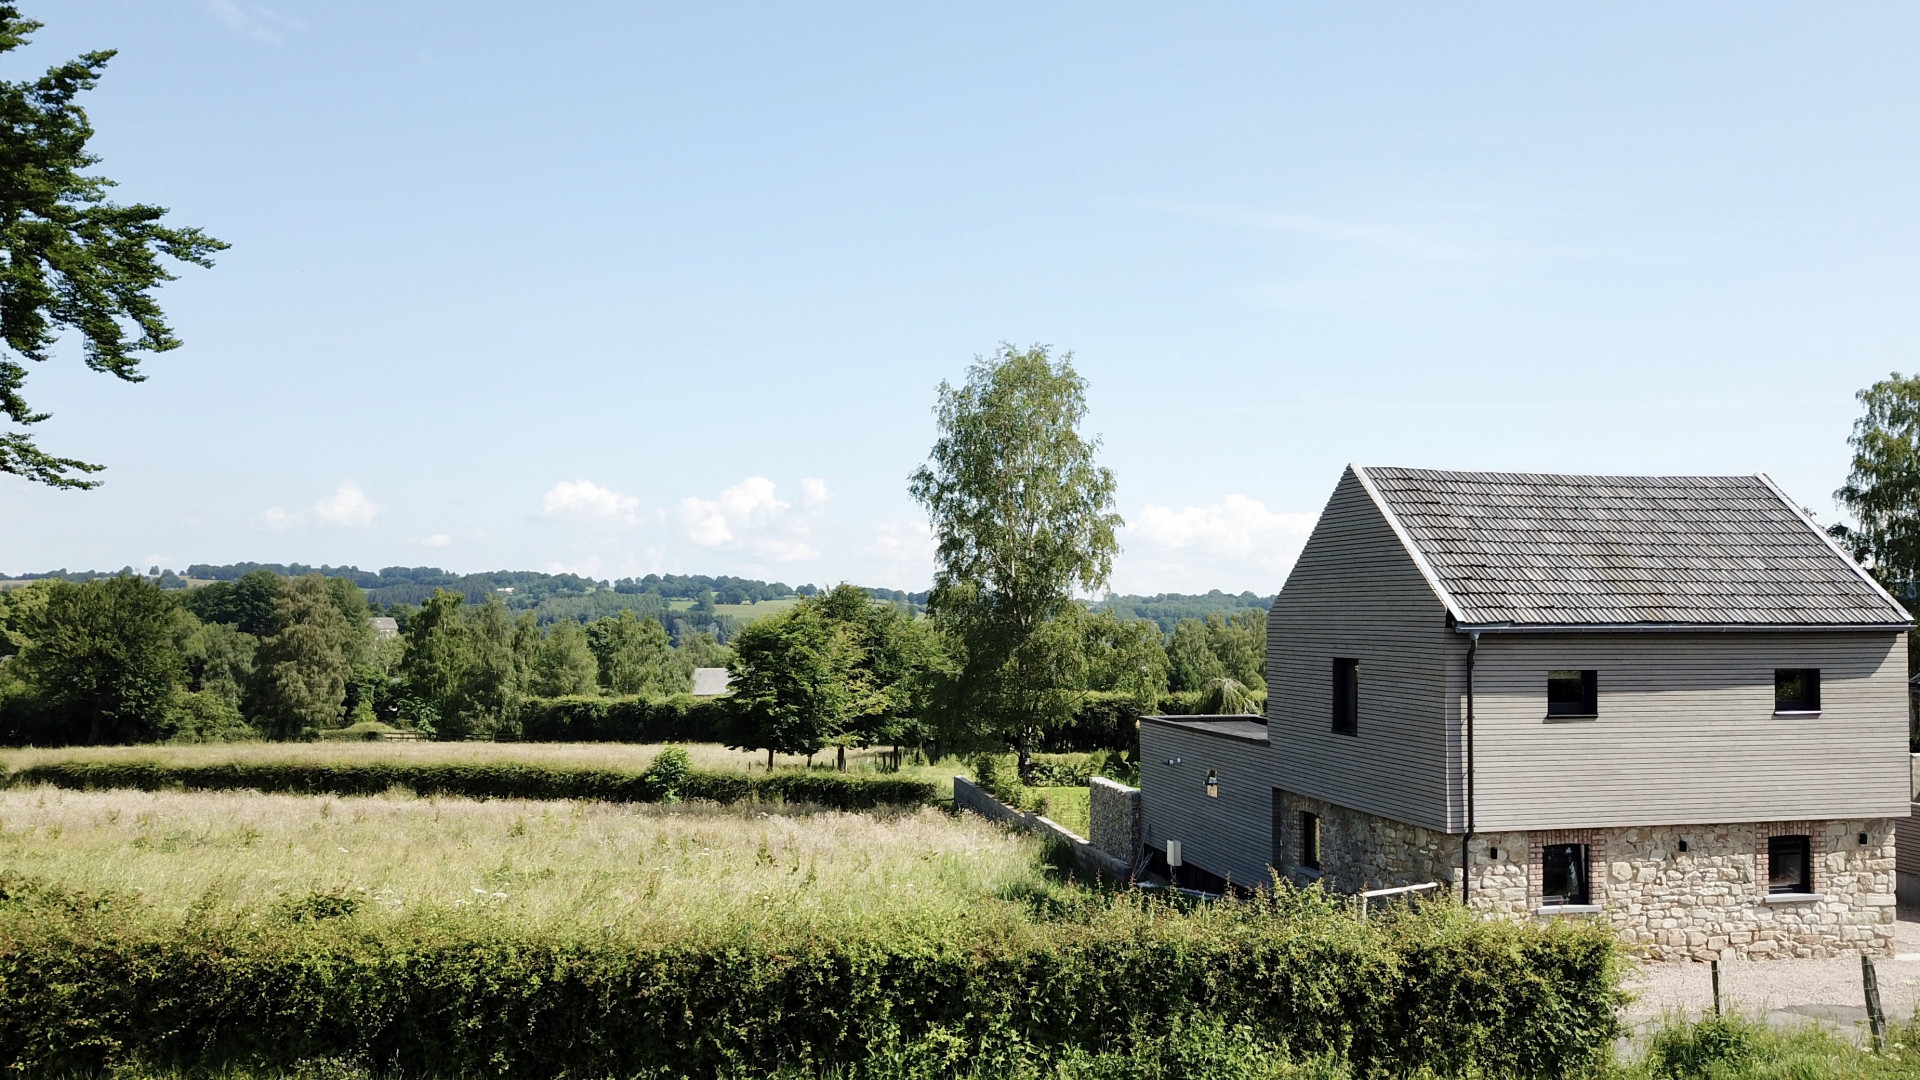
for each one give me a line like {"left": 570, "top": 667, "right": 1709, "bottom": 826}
{"left": 1267, "top": 467, "right": 1460, "bottom": 832}
{"left": 1469, "top": 631, "right": 1911, "bottom": 829}
{"left": 1139, "top": 719, "right": 1278, "bottom": 888}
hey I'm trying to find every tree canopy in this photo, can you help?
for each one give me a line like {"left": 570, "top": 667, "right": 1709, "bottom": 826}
{"left": 1834, "top": 372, "right": 1920, "bottom": 602}
{"left": 0, "top": 6, "right": 226, "bottom": 488}
{"left": 909, "top": 344, "right": 1122, "bottom": 769}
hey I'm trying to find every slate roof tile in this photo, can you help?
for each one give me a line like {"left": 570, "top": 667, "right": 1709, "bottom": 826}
{"left": 1357, "top": 467, "right": 1909, "bottom": 628}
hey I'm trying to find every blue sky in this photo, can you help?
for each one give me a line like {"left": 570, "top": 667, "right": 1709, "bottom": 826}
{"left": 3, "top": 2, "right": 1917, "bottom": 593}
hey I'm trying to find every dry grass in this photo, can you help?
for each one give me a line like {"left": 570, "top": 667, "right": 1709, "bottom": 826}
{"left": 0, "top": 786, "right": 1054, "bottom": 938}
{"left": 0, "top": 741, "right": 964, "bottom": 794}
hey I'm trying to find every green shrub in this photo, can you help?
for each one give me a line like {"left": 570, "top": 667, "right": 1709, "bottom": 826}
{"left": 3, "top": 756, "right": 937, "bottom": 810}
{"left": 519, "top": 694, "right": 723, "bottom": 742}
{"left": 0, "top": 879, "right": 1623, "bottom": 1080}
{"left": 1644, "top": 1014, "right": 1756, "bottom": 1079}
{"left": 641, "top": 744, "right": 692, "bottom": 801}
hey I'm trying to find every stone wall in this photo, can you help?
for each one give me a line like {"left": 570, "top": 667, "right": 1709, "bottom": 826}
{"left": 1089, "top": 777, "right": 1141, "bottom": 866}
{"left": 953, "top": 776, "right": 1134, "bottom": 884}
{"left": 1277, "top": 788, "right": 1895, "bottom": 961}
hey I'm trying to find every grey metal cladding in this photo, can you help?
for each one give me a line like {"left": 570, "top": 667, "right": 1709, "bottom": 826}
{"left": 1358, "top": 467, "right": 1910, "bottom": 628}
{"left": 1139, "top": 719, "right": 1278, "bottom": 889}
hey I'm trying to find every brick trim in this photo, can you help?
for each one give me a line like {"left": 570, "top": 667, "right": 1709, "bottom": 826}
{"left": 1529, "top": 830, "right": 1606, "bottom": 908}
{"left": 1756, "top": 821, "right": 1821, "bottom": 894}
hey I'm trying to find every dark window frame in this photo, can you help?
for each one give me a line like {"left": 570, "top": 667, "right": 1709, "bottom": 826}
{"left": 1767, "top": 834, "right": 1813, "bottom": 894}
{"left": 1299, "top": 811, "right": 1322, "bottom": 871}
{"left": 1546, "top": 669, "right": 1598, "bottom": 717}
{"left": 1774, "top": 669, "right": 1821, "bottom": 713}
{"left": 1331, "top": 658, "right": 1358, "bottom": 736}
{"left": 1539, "top": 843, "right": 1591, "bottom": 906}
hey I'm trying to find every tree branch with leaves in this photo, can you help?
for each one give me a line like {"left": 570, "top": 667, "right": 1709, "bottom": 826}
{"left": 0, "top": 6, "right": 226, "bottom": 488}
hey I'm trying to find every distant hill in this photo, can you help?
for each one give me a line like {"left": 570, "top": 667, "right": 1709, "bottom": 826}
{"left": 1092, "top": 590, "right": 1273, "bottom": 633}
{"left": 3, "top": 564, "right": 928, "bottom": 629}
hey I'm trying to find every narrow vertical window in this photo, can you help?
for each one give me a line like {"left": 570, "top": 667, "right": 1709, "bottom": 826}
{"left": 1331, "top": 658, "right": 1358, "bottom": 735}
{"left": 1774, "top": 669, "right": 1821, "bottom": 713}
{"left": 1540, "top": 844, "right": 1590, "bottom": 906}
{"left": 1205, "top": 769, "right": 1218, "bottom": 798}
{"left": 1299, "top": 811, "right": 1322, "bottom": 870}
{"left": 1768, "top": 835, "right": 1812, "bottom": 894}
{"left": 1270, "top": 790, "right": 1286, "bottom": 871}
{"left": 1546, "top": 670, "right": 1597, "bottom": 717}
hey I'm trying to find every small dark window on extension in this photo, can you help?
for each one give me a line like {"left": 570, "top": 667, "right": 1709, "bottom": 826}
{"left": 1546, "top": 670, "right": 1597, "bottom": 717}
{"left": 1775, "top": 669, "right": 1820, "bottom": 713}
{"left": 1331, "top": 658, "right": 1358, "bottom": 735}
{"left": 1299, "top": 811, "right": 1322, "bottom": 870}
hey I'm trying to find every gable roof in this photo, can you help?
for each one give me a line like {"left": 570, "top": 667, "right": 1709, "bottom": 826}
{"left": 1349, "top": 465, "right": 1910, "bottom": 630}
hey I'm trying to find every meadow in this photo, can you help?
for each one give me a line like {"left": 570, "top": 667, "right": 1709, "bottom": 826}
{"left": 0, "top": 786, "right": 1053, "bottom": 935}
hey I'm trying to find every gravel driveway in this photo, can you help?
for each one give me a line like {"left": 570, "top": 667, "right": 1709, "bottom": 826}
{"left": 1623, "top": 902, "right": 1920, "bottom": 1028}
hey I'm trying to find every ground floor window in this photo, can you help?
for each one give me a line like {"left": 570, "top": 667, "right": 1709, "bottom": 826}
{"left": 1540, "top": 843, "right": 1590, "bottom": 906}
{"left": 1300, "top": 811, "right": 1322, "bottom": 870}
{"left": 1768, "top": 834, "right": 1812, "bottom": 894}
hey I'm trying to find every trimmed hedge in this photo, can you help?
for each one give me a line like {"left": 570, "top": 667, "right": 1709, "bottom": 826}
{"left": 519, "top": 693, "right": 724, "bottom": 742}
{"left": 2, "top": 758, "right": 939, "bottom": 810}
{"left": 0, "top": 877, "right": 1624, "bottom": 1079}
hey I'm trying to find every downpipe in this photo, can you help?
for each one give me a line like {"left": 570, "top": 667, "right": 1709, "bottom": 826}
{"left": 1461, "top": 630, "right": 1479, "bottom": 904}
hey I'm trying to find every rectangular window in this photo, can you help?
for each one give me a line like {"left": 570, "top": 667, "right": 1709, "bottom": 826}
{"left": 1331, "top": 658, "right": 1358, "bottom": 735}
{"left": 1546, "top": 670, "right": 1598, "bottom": 717}
{"left": 1270, "top": 791, "right": 1286, "bottom": 871}
{"left": 1205, "top": 769, "right": 1218, "bottom": 798}
{"left": 1775, "top": 669, "right": 1821, "bottom": 713}
{"left": 1540, "top": 843, "right": 1590, "bottom": 906}
{"left": 1768, "top": 834, "right": 1812, "bottom": 894}
{"left": 1299, "top": 811, "right": 1322, "bottom": 870}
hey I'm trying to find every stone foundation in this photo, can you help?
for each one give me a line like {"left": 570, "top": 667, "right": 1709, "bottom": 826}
{"left": 1273, "top": 790, "right": 1896, "bottom": 960}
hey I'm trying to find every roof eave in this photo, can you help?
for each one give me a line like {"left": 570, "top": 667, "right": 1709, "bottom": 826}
{"left": 1453, "top": 621, "right": 1914, "bottom": 634}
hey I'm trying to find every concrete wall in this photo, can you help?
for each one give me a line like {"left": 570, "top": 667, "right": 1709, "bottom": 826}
{"left": 952, "top": 776, "right": 1133, "bottom": 884}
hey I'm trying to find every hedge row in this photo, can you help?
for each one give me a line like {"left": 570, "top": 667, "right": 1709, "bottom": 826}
{"left": 2, "top": 759, "right": 939, "bottom": 810}
{"left": 0, "top": 877, "right": 1624, "bottom": 1079}
{"left": 518, "top": 694, "right": 724, "bottom": 742}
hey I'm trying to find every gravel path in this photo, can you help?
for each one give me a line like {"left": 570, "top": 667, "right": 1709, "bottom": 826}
{"left": 1623, "top": 903, "right": 1920, "bottom": 1029}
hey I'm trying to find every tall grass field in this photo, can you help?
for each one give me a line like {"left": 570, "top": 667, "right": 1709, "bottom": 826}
{"left": 0, "top": 782, "right": 1624, "bottom": 1078}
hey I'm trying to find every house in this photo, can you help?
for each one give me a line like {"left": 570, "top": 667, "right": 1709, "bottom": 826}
{"left": 691, "top": 667, "right": 732, "bottom": 696}
{"left": 1140, "top": 465, "right": 1910, "bottom": 960}
{"left": 368, "top": 617, "right": 399, "bottom": 640}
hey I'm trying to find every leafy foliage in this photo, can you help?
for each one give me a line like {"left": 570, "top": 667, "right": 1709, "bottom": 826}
{"left": 0, "top": 878, "right": 1623, "bottom": 1079}
{"left": 246, "top": 576, "right": 356, "bottom": 739}
{"left": 4, "top": 574, "right": 181, "bottom": 743}
{"left": 911, "top": 344, "right": 1122, "bottom": 769}
{"left": 1834, "top": 372, "right": 1920, "bottom": 604}
{"left": 0, "top": 6, "right": 227, "bottom": 487}
{"left": 3, "top": 755, "right": 938, "bottom": 808}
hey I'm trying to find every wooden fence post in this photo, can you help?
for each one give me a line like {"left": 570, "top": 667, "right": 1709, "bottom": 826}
{"left": 1863, "top": 954, "right": 1887, "bottom": 1052}
{"left": 1710, "top": 959, "right": 1725, "bottom": 1017}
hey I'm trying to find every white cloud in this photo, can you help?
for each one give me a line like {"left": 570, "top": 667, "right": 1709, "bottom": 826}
{"left": 671, "top": 476, "right": 822, "bottom": 563}
{"left": 860, "top": 519, "right": 937, "bottom": 583}
{"left": 541, "top": 479, "right": 639, "bottom": 524}
{"left": 205, "top": 1, "right": 308, "bottom": 43}
{"left": 253, "top": 482, "right": 380, "bottom": 532}
{"left": 314, "top": 482, "right": 380, "bottom": 529}
{"left": 420, "top": 533, "right": 453, "bottom": 548}
{"left": 1116, "top": 495, "right": 1316, "bottom": 594}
